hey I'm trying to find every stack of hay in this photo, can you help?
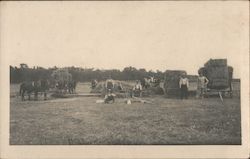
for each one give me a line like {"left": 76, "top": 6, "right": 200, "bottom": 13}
{"left": 90, "top": 80, "right": 134, "bottom": 97}
{"left": 142, "top": 86, "right": 164, "bottom": 96}
{"left": 164, "top": 70, "right": 187, "bottom": 97}
{"left": 185, "top": 75, "right": 199, "bottom": 96}
{"left": 199, "top": 59, "right": 233, "bottom": 89}
{"left": 51, "top": 69, "right": 72, "bottom": 83}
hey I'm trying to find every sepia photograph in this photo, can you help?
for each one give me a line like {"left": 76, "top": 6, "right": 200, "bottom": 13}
{"left": 1, "top": 1, "right": 249, "bottom": 158}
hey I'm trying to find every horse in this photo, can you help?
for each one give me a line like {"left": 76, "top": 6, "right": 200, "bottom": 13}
{"left": 19, "top": 80, "right": 49, "bottom": 101}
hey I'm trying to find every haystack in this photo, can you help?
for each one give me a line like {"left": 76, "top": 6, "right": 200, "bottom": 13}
{"left": 204, "top": 59, "right": 227, "bottom": 67}
{"left": 90, "top": 80, "right": 134, "bottom": 97}
{"left": 199, "top": 59, "right": 233, "bottom": 89}
{"left": 146, "top": 86, "right": 164, "bottom": 95}
{"left": 51, "top": 69, "right": 72, "bottom": 83}
{"left": 164, "top": 70, "right": 187, "bottom": 97}
{"left": 186, "top": 75, "right": 198, "bottom": 82}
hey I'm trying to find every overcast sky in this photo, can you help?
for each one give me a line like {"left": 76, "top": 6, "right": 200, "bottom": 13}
{"left": 1, "top": 1, "right": 248, "bottom": 78}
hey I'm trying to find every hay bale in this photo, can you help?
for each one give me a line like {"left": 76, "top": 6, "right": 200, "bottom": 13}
{"left": 51, "top": 69, "right": 72, "bottom": 83}
{"left": 90, "top": 82, "right": 104, "bottom": 93}
{"left": 206, "top": 66, "right": 230, "bottom": 89}
{"left": 200, "top": 59, "right": 233, "bottom": 89}
{"left": 204, "top": 59, "right": 227, "bottom": 67}
{"left": 148, "top": 86, "right": 164, "bottom": 95}
{"left": 164, "top": 70, "right": 186, "bottom": 96}
{"left": 186, "top": 75, "right": 198, "bottom": 82}
{"left": 90, "top": 80, "right": 134, "bottom": 94}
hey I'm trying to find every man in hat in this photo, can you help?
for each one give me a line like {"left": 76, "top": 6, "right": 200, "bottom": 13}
{"left": 179, "top": 74, "right": 189, "bottom": 99}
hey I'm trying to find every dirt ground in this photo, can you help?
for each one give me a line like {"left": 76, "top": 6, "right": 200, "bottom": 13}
{"left": 10, "top": 82, "right": 241, "bottom": 145}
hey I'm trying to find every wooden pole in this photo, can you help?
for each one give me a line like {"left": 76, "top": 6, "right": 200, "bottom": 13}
{"left": 219, "top": 91, "right": 223, "bottom": 102}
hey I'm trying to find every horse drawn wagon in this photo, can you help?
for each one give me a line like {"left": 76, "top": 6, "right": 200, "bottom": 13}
{"left": 163, "top": 70, "right": 187, "bottom": 98}
{"left": 198, "top": 59, "right": 233, "bottom": 99}
{"left": 50, "top": 69, "right": 77, "bottom": 97}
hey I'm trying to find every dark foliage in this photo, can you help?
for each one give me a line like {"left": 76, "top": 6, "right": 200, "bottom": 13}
{"left": 10, "top": 64, "right": 165, "bottom": 83}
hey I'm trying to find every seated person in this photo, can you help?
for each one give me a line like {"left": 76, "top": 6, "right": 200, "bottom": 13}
{"left": 104, "top": 89, "right": 115, "bottom": 104}
{"left": 133, "top": 80, "right": 142, "bottom": 97}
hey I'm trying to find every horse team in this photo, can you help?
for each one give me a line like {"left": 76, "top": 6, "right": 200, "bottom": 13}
{"left": 19, "top": 80, "right": 77, "bottom": 101}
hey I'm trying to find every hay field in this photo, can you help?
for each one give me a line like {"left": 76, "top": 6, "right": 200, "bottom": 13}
{"left": 10, "top": 82, "right": 241, "bottom": 145}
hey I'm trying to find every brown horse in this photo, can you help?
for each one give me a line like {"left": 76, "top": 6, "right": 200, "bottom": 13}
{"left": 19, "top": 80, "right": 49, "bottom": 101}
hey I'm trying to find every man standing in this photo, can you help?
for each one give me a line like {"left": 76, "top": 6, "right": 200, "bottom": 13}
{"left": 91, "top": 79, "right": 98, "bottom": 89}
{"left": 133, "top": 80, "right": 143, "bottom": 97}
{"left": 197, "top": 73, "right": 209, "bottom": 98}
{"left": 105, "top": 77, "right": 114, "bottom": 93}
{"left": 179, "top": 74, "right": 189, "bottom": 99}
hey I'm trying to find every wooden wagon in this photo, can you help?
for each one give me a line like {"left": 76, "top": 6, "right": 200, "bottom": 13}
{"left": 198, "top": 59, "right": 233, "bottom": 99}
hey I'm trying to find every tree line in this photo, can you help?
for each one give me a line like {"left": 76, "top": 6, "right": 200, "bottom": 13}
{"left": 10, "top": 64, "right": 166, "bottom": 84}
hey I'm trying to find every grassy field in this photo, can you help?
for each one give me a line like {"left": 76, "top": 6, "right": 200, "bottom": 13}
{"left": 10, "top": 82, "right": 241, "bottom": 145}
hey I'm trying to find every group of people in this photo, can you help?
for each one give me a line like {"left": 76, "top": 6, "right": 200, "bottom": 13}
{"left": 101, "top": 77, "right": 144, "bottom": 104}
{"left": 140, "top": 76, "right": 160, "bottom": 89}
{"left": 93, "top": 73, "right": 209, "bottom": 104}
{"left": 179, "top": 73, "right": 209, "bottom": 99}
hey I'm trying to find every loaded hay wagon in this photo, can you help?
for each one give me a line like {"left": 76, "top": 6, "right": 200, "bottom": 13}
{"left": 50, "top": 69, "right": 73, "bottom": 97}
{"left": 163, "top": 70, "right": 187, "bottom": 98}
{"left": 198, "top": 59, "right": 233, "bottom": 99}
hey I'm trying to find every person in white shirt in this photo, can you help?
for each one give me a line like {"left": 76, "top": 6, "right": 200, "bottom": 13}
{"left": 105, "top": 77, "right": 114, "bottom": 93}
{"left": 133, "top": 80, "right": 143, "bottom": 97}
{"left": 179, "top": 74, "right": 189, "bottom": 99}
{"left": 197, "top": 73, "right": 209, "bottom": 98}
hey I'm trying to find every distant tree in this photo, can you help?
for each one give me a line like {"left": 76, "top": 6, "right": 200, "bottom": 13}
{"left": 10, "top": 64, "right": 166, "bottom": 84}
{"left": 20, "top": 63, "right": 28, "bottom": 69}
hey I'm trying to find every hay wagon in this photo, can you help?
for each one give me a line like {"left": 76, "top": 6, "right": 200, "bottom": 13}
{"left": 50, "top": 69, "right": 75, "bottom": 97}
{"left": 163, "top": 70, "right": 187, "bottom": 98}
{"left": 199, "top": 59, "right": 233, "bottom": 99}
